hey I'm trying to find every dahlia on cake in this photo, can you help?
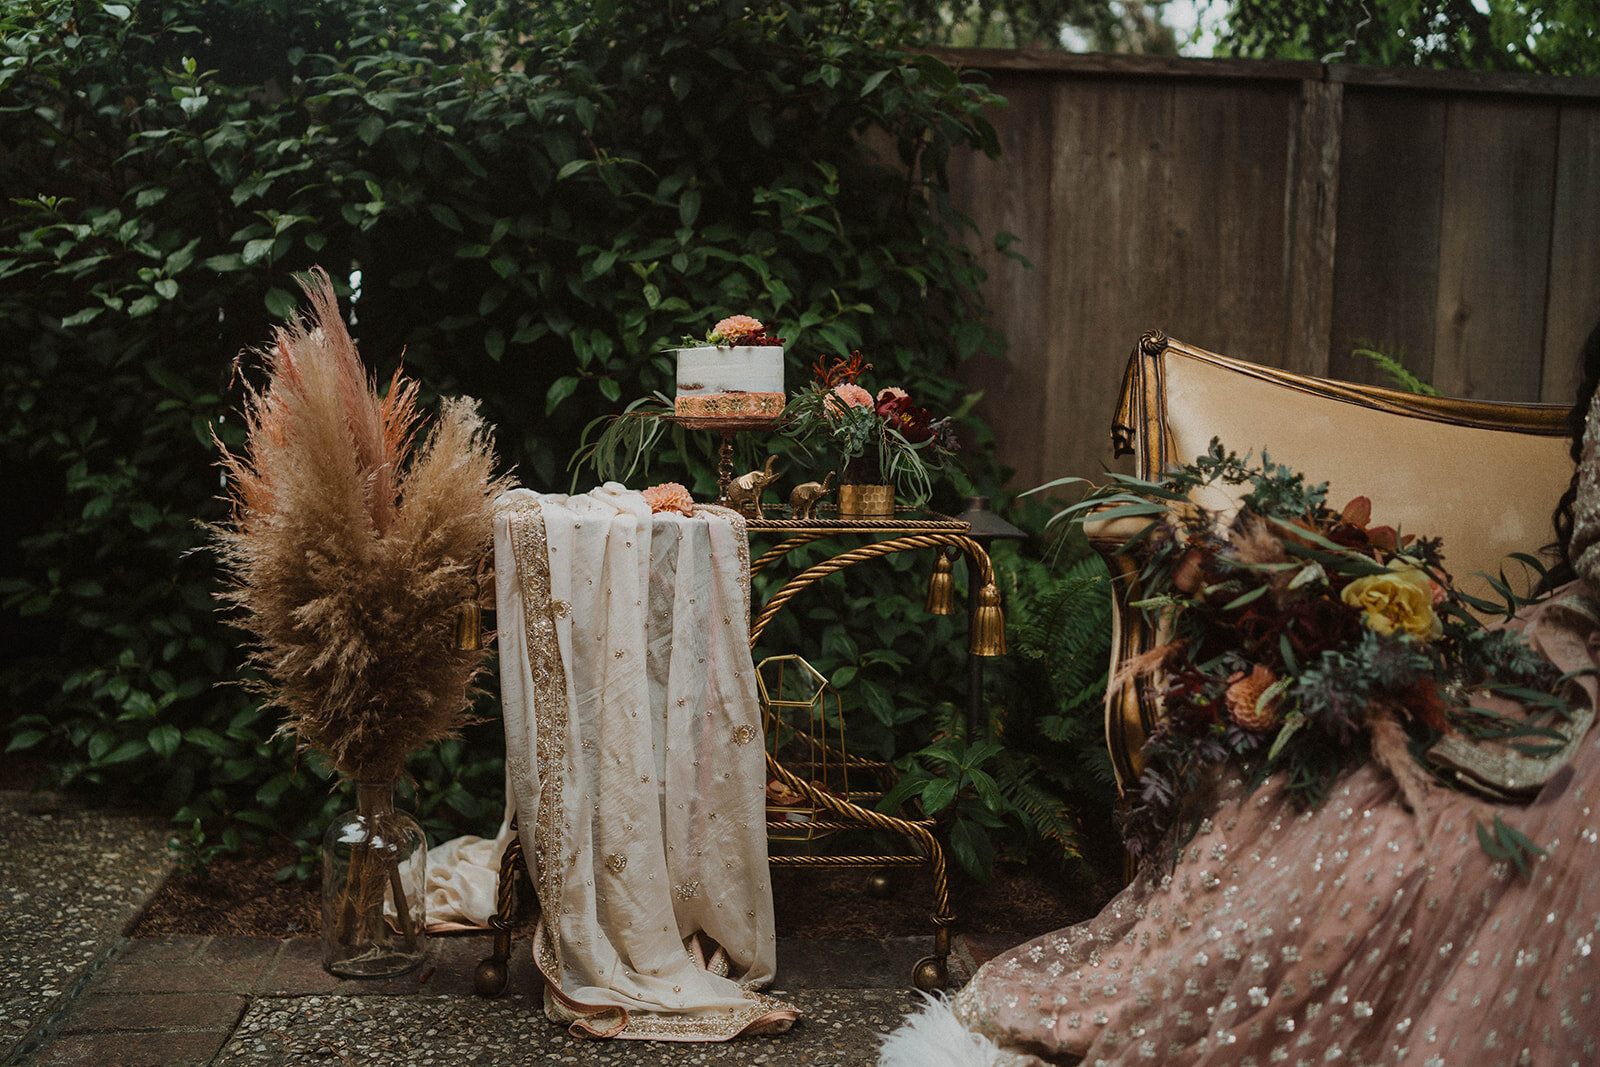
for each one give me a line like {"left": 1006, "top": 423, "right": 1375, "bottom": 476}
{"left": 674, "top": 315, "right": 786, "bottom": 419}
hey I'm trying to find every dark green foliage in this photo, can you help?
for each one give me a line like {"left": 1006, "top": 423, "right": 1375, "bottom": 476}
{"left": 982, "top": 541, "right": 1120, "bottom": 868}
{"left": 2, "top": 0, "right": 1013, "bottom": 861}
{"left": 864, "top": 533, "right": 1121, "bottom": 882}
{"left": 1476, "top": 812, "right": 1547, "bottom": 877}
{"left": 1219, "top": 0, "right": 1600, "bottom": 75}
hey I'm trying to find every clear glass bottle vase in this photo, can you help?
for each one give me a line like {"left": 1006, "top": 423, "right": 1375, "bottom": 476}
{"left": 321, "top": 781, "right": 428, "bottom": 977}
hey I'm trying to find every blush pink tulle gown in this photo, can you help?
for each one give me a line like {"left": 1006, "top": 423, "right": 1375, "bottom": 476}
{"left": 951, "top": 585, "right": 1600, "bottom": 1066}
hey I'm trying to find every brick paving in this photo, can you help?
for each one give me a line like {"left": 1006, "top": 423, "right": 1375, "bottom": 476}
{"left": 17, "top": 934, "right": 942, "bottom": 1065}
{"left": 0, "top": 790, "right": 174, "bottom": 1064}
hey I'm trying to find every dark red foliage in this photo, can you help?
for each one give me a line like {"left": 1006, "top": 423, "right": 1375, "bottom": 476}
{"left": 1404, "top": 676, "right": 1451, "bottom": 734}
{"left": 1160, "top": 666, "right": 1224, "bottom": 729}
{"left": 1328, "top": 496, "right": 1410, "bottom": 554}
{"left": 1228, "top": 593, "right": 1363, "bottom": 668}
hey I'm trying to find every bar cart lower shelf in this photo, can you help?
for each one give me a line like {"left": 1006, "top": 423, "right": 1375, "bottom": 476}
{"left": 744, "top": 510, "right": 1005, "bottom": 991}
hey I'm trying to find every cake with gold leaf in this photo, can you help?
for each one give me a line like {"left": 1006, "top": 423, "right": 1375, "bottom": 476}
{"left": 675, "top": 315, "right": 785, "bottom": 420}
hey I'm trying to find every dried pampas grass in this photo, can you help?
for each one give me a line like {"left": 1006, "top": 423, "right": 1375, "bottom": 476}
{"left": 213, "top": 268, "right": 512, "bottom": 783}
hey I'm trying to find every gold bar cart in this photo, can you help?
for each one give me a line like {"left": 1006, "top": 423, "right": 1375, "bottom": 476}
{"left": 474, "top": 508, "right": 1004, "bottom": 995}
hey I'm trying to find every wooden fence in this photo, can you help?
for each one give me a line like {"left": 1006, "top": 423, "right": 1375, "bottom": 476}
{"left": 938, "top": 50, "right": 1600, "bottom": 492}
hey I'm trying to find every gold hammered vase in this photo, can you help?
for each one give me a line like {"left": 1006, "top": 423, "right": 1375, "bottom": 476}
{"left": 837, "top": 483, "right": 895, "bottom": 519}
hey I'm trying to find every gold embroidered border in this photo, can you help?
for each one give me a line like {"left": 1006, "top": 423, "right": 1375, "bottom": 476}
{"left": 698, "top": 504, "right": 752, "bottom": 624}
{"left": 550, "top": 989, "right": 797, "bottom": 1041}
{"left": 1427, "top": 590, "right": 1600, "bottom": 798}
{"left": 506, "top": 500, "right": 569, "bottom": 982}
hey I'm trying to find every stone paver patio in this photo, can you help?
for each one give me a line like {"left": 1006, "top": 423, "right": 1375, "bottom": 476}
{"left": 2, "top": 789, "right": 1007, "bottom": 1066}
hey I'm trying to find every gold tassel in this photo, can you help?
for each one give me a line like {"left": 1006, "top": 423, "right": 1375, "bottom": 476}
{"left": 924, "top": 551, "right": 957, "bottom": 615}
{"left": 454, "top": 600, "right": 482, "bottom": 651}
{"left": 969, "top": 581, "right": 1006, "bottom": 657}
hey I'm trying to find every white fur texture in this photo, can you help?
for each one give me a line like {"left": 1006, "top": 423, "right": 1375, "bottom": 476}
{"left": 878, "top": 993, "right": 1004, "bottom": 1067}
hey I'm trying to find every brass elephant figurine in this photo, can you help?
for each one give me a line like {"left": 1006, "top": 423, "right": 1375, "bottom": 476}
{"left": 727, "top": 456, "right": 780, "bottom": 518}
{"left": 788, "top": 471, "right": 835, "bottom": 520}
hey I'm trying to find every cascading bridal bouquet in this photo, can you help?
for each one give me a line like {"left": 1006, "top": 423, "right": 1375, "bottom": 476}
{"left": 1049, "top": 440, "right": 1578, "bottom": 870}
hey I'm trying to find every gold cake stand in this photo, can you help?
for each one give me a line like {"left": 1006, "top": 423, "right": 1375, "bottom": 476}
{"left": 669, "top": 414, "right": 784, "bottom": 507}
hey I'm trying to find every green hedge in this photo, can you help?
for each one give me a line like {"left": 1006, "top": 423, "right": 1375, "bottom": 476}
{"left": 1, "top": 0, "right": 1045, "bottom": 858}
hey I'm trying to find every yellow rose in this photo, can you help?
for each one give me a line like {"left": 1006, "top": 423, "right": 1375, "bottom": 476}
{"left": 1340, "top": 564, "right": 1441, "bottom": 640}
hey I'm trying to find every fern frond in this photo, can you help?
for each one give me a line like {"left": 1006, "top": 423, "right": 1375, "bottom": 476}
{"left": 1012, "top": 556, "right": 1112, "bottom": 713}
{"left": 1352, "top": 344, "right": 1439, "bottom": 397}
{"left": 989, "top": 753, "right": 1086, "bottom": 861}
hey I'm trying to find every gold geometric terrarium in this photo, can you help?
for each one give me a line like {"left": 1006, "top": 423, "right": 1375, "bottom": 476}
{"left": 756, "top": 654, "right": 853, "bottom": 846}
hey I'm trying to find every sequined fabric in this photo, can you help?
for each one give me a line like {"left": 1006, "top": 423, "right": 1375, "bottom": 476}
{"left": 427, "top": 485, "right": 797, "bottom": 1041}
{"left": 1568, "top": 388, "right": 1600, "bottom": 585}
{"left": 951, "top": 583, "right": 1600, "bottom": 1065}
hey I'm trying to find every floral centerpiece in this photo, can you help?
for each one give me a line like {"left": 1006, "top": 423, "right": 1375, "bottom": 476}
{"left": 782, "top": 352, "right": 960, "bottom": 513}
{"left": 1048, "top": 440, "right": 1573, "bottom": 869}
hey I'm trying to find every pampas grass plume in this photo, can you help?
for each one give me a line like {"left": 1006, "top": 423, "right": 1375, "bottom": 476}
{"left": 213, "top": 267, "right": 512, "bottom": 782}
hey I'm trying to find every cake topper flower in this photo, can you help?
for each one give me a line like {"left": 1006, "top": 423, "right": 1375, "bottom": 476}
{"left": 683, "top": 314, "right": 785, "bottom": 349}
{"left": 711, "top": 315, "right": 764, "bottom": 345}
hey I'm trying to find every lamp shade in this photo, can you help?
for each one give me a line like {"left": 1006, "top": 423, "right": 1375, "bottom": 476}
{"left": 955, "top": 496, "right": 1027, "bottom": 542}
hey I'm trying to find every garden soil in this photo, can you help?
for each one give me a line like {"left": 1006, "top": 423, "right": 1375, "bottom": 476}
{"left": 132, "top": 839, "right": 1117, "bottom": 943}
{"left": 1, "top": 752, "right": 1118, "bottom": 945}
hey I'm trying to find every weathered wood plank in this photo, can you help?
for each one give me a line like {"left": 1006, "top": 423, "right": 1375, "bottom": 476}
{"left": 1283, "top": 79, "right": 1343, "bottom": 377}
{"left": 1162, "top": 81, "right": 1298, "bottom": 368}
{"left": 923, "top": 48, "right": 1600, "bottom": 101}
{"left": 1327, "top": 92, "right": 1447, "bottom": 386}
{"left": 922, "top": 46, "right": 1320, "bottom": 83}
{"left": 1328, "top": 64, "right": 1600, "bottom": 101}
{"left": 1431, "top": 98, "right": 1559, "bottom": 401}
{"left": 937, "top": 53, "right": 1600, "bottom": 490}
{"left": 1038, "top": 79, "right": 1181, "bottom": 492}
{"left": 1541, "top": 103, "right": 1600, "bottom": 403}
{"left": 947, "top": 75, "right": 1058, "bottom": 491}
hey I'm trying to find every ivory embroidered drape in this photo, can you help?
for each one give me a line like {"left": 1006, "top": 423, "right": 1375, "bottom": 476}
{"left": 424, "top": 485, "right": 797, "bottom": 1040}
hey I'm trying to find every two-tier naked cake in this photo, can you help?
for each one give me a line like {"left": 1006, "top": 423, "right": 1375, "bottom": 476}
{"left": 675, "top": 315, "right": 785, "bottom": 420}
